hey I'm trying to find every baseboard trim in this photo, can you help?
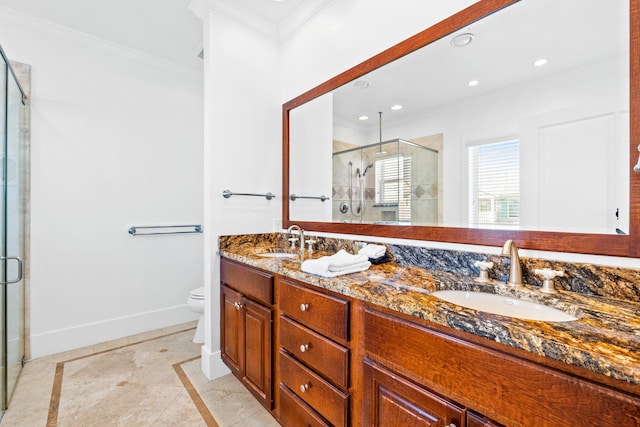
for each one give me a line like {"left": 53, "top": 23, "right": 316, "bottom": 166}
{"left": 201, "top": 346, "right": 230, "bottom": 380}
{"left": 30, "top": 304, "right": 198, "bottom": 358}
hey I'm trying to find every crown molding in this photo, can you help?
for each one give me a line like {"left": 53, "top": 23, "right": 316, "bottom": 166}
{"left": 189, "top": 0, "right": 334, "bottom": 41}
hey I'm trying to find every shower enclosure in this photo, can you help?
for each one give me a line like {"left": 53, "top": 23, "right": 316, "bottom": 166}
{"left": 332, "top": 138, "right": 439, "bottom": 225}
{"left": 1, "top": 44, "right": 27, "bottom": 417}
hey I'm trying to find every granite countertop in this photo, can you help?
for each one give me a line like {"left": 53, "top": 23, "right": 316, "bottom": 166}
{"left": 219, "top": 241, "right": 640, "bottom": 389}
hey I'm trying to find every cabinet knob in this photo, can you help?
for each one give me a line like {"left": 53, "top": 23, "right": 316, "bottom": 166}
{"left": 299, "top": 343, "right": 310, "bottom": 352}
{"left": 234, "top": 301, "right": 243, "bottom": 311}
{"left": 300, "top": 303, "right": 309, "bottom": 312}
{"left": 300, "top": 383, "right": 309, "bottom": 393}
{"left": 446, "top": 424, "right": 457, "bottom": 427}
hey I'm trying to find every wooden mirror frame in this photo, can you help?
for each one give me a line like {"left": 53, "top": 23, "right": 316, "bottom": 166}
{"left": 283, "top": 0, "right": 640, "bottom": 257}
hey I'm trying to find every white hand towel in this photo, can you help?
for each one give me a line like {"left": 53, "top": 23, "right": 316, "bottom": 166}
{"left": 301, "top": 253, "right": 371, "bottom": 277}
{"left": 328, "top": 260, "right": 371, "bottom": 272}
{"left": 358, "top": 244, "right": 386, "bottom": 259}
{"left": 326, "top": 249, "right": 369, "bottom": 271}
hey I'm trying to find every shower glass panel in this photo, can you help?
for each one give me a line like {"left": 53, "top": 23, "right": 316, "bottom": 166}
{"left": 332, "top": 139, "right": 438, "bottom": 225}
{"left": 1, "top": 44, "right": 26, "bottom": 416}
{"left": 5, "top": 58, "right": 24, "bottom": 406}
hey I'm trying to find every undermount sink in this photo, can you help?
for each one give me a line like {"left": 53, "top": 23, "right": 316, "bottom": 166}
{"left": 254, "top": 248, "right": 298, "bottom": 259}
{"left": 431, "top": 290, "right": 577, "bottom": 322}
{"left": 256, "top": 252, "right": 298, "bottom": 259}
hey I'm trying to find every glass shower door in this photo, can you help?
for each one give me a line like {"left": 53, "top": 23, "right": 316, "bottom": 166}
{"left": 1, "top": 47, "right": 25, "bottom": 412}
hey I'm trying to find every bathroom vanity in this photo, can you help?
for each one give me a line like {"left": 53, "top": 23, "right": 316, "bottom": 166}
{"left": 218, "top": 235, "right": 640, "bottom": 427}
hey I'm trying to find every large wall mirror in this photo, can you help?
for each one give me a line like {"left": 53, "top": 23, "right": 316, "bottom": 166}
{"left": 283, "top": 0, "right": 639, "bottom": 257}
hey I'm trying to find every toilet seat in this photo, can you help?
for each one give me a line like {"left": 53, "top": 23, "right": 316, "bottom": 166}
{"left": 189, "top": 287, "right": 205, "bottom": 300}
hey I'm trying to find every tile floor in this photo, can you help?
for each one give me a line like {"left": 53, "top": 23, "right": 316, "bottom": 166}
{"left": 0, "top": 322, "right": 280, "bottom": 427}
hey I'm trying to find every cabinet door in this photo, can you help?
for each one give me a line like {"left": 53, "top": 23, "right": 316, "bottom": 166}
{"left": 243, "top": 298, "right": 273, "bottom": 408}
{"left": 221, "top": 284, "right": 243, "bottom": 376}
{"left": 363, "top": 359, "right": 465, "bottom": 427}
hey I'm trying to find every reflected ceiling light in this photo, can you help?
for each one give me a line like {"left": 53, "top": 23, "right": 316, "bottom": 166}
{"left": 358, "top": 115, "right": 369, "bottom": 121}
{"left": 354, "top": 80, "right": 370, "bottom": 89}
{"left": 451, "top": 33, "right": 475, "bottom": 47}
{"left": 533, "top": 58, "right": 548, "bottom": 67}
{"left": 390, "top": 104, "right": 403, "bottom": 110}
{"left": 468, "top": 80, "right": 479, "bottom": 87}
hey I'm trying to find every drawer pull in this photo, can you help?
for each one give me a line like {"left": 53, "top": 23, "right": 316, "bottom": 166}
{"left": 300, "top": 303, "right": 309, "bottom": 312}
{"left": 300, "top": 383, "right": 310, "bottom": 393}
{"left": 234, "top": 301, "right": 243, "bottom": 310}
{"left": 299, "top": 343, "right": 310, "bottom": 352}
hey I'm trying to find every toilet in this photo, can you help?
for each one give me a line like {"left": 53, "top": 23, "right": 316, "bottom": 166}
{"left": 187, "top": 287, "right": 205, "bottom": 343}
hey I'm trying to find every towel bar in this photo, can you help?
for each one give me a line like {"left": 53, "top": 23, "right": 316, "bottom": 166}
{"left": 290, "top": 194, "right": 330, "bottom": 202}
{"left": 222, "top": 190, "right": 275, "bottom": 200}
{"left": 128, "top": 224, "right": 202, "bottom": 236}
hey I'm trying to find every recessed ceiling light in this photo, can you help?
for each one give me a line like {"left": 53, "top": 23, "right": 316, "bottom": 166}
{"left": 354, "top": 80, "right": 370, "bottom": 89}
{"left": 468, "top": 80, "right": 479, "bottom": 87}
{"left": 358, "top": 115, "right": 369, "bottom": 121}
{"left": 451, "top": 33, "right": 475, "bottom": 47}
{"left": 533, "top": 58, "right": 548, "bottom": 67}
{"left": 390, "top": 104, "right": 403, "bottom": 111}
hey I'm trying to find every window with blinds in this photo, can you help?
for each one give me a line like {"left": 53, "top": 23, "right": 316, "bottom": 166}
{"left": 374, "top": 155, "right": 412, "bottom": 223}
{"left": 468, "top": 140, "right": 519, "bottom": 227}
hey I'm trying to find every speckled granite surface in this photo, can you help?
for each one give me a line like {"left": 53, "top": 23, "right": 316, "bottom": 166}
{"left": 219, "top": 233, "right": 640, "bottom": 388}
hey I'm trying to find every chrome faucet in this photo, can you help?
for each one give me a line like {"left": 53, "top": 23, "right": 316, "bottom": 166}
{"left": 287, "top": 225, "right": 305, "bottom": 251}
{"left": 501, "top": 239, "right": 523, "bottom": 287}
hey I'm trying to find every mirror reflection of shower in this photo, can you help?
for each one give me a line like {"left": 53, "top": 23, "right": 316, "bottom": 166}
{"left": 333, "top": 137, "right": 440, "bottom": 224}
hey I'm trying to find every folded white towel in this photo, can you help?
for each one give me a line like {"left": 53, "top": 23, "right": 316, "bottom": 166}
{"left": 327, "top": 249, "right": 368, "bottom": 271}
{"left": 328, "top": 260, "right": 371, "bottom": 272}
{"left": 301, "top": 250, "right": 371, "bottom": 277}
{"left": 358, "top": 244, "right": 386, "bottom": 259}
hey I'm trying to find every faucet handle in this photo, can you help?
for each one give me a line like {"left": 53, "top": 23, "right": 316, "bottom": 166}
{"left": 474, "top": 260, "right": 494, "bottom": 283}
{"left": 306, "top": 239, "right": 316, "bottom": 253}
{"left": 535, "top": 268, "right": 564, "bottom": 294}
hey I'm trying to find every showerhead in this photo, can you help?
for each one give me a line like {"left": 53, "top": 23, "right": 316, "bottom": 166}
{"left": 362, "top": 164, "right": 374, "bottom": 176}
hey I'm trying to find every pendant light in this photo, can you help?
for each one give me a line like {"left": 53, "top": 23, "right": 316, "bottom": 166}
{"left": 375, "top": 111, "right": 387, "bottom": 155}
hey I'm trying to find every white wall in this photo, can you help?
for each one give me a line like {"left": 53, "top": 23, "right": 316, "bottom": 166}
{"left": 0, "top": 8, "right": 204, "bottom": 358}
{"left": 196, "top": 6, "right": 282, "bottom": 379}
{"left": 289, "top": 92, "right": 333, "bottom": 222}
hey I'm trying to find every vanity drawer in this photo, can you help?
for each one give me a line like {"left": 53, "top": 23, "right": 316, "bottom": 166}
{"left": 278, "top": 278, "right": 349, "bottom": 342}
{"left": 220, "top": 258, "right": 273, "bottom": 305}
{"left": 280, "top": 315, "right": 349, "bottom": 389}
{"left": 279, "top": 384, "right": 330, "bottom": 427}
{"left": 280, "top": 350, "right": 349, "bottom": 427}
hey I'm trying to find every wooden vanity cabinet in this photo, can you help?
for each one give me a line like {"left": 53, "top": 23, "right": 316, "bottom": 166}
{"left": 363, "top": 306, "right": 640, "bottom": 427}
{"left": 220, "top": 258, "right": 274, "bottom": 409}
{"left": 277, "top": 277, "right": 351, "bottom": 426}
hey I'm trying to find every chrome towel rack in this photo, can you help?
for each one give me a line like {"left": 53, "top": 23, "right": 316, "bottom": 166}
{"left": 290, "top": 194, "right": 330, "bottom": 202}
{"left": 128, "top": 224, "right": 202, "bottom": 236}
{"left": 222, "top": 190, "right": 275, "bottom": 200}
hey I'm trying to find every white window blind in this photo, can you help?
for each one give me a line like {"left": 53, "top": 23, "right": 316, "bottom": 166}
{"left": 375, "top": 155, "right": 412, "bottom": 222}
{"left": 468, "top": 140, "right": 519, "bottom": 227}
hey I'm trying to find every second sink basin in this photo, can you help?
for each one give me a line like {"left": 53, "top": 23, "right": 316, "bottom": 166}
{"left": 431, "top": 290, "right": 577, "bottom": 322}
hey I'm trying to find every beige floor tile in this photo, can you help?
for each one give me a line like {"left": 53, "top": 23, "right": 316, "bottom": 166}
{"left": 0, "top": 323, "right": 280, "bottom": 427}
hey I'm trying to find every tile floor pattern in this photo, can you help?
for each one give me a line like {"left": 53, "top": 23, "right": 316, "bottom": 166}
{"left": 0, "top": 322, "right": 280, "bottom": 426}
